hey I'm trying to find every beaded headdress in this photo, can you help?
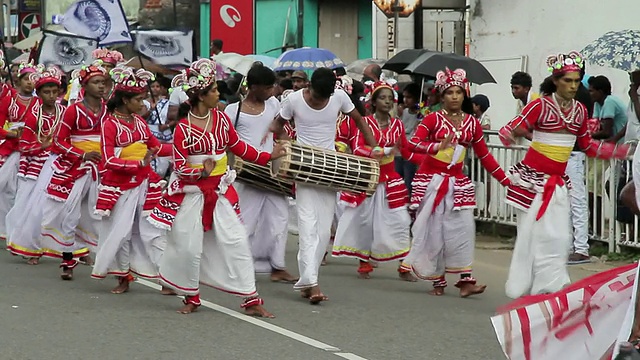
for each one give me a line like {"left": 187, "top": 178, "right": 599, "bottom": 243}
{"left": 18, "top": 60, "right": 38, "bottom": 77}
{"left": 30, "top": 64, "right": 63, "bottom": 89}
{"left": 110, "top": 66, "right": 154, "bottom": 94}
{"left": 546, "top": 51, "right": 584, "bottom": 75}
{"left": 363, "top": 75, "right": 399, "bottom": 103}
{"left": 71, "top": 63, "right": 108, "bottom": 84}
{"left": 92, "top": 48, "right": 124, "bottom": 66}
{"left": 435, "top": 67, "right": 468, "bottom": 93}
{"left": 335, "top": 75, "right": 354, "bottom": 95}
{"left": 171, "top": 58, "right": 217, "bottom": 94}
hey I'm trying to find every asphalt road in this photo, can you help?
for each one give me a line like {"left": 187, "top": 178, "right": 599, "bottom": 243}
{"left": 0, "top": 238, "right": 606, "bottom": 360}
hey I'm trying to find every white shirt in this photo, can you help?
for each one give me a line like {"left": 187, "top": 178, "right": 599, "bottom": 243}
{"left": 169, "top": 86, "right": 188, "bottom": 106}
{"left": 625, "top": 87, "right": 640, "bottom": 143}
{"left": 280, "top": 89, "right": 355, "bottom": 150}
{"left": 225, "top": 97, "right": 280, "bottom": 152}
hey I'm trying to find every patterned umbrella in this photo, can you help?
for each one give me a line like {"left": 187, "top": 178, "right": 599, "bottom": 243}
{"left": 581, "top": 30, "right": 640, "bottom": 72}
{"left": 272, "top": 47, "right": 344, "bottom": 71}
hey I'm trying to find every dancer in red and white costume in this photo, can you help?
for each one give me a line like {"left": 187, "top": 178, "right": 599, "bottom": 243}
{"left": 402, "top": 68, "right": 510, "bottom": 297}
{"left": 224, "top": 63, "right": 298, "bottom": 282}
{"left": 148, "top": 59, "right": 286, "bottom": 315}
{"left": 91, "top": 66, "right": 172, "bottom": 293}
{"left": 67, "top": 48, "right": 123, "bottom": 104}
{"left": 0, "top": 50, "right": 13, "bottom": 99}
{"left": 333, "top": 79, "right": 423, "bottom": 279}
{"left": 0, "top": 61, "right": 39, "bottom": 239}
{"left": 6, "top": 65, "right": 65, "bottom": 262}
{"left": 40, "top": 64, "right": 108, "bottom": 280}
{"left": 499, "top": 52, "right": 632, "bottom": 299}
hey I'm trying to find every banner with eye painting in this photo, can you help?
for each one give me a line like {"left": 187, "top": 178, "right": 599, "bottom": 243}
{"left": 131, "top": 29, "right": 194, "bottom": 67}
{"left": 62, "top": 0, "right": 132, "bottom": 46}
{"left": 37, "top": 30, "right": 99, "bottom": 72}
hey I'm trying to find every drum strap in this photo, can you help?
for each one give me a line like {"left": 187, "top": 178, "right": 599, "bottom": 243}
{"left": 234, "top": 100, "right": 242, "bottom": 128}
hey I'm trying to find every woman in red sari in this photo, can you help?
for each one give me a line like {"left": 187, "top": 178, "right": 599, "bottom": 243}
{"left": 148, "top": 59, "right": 286, "bottom": 315}
{"left": 91, "top": 66, "right": 172, "bottom": 293}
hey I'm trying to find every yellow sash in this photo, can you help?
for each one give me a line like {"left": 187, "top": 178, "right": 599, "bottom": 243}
{"left": 189, "top": 155, "right": 228, "bottom": 177}
{"left": 530, "top": 141, "right": 572, "bottom": 163}
{"left": 432, "top": 147, "right": 466, "bottom": 164}
{"left": 381, "top": 155, "right": 395, "bottom": 165}
{"left": 72, "top": 140, "right": 101, "bottom": 153}
{"left": 120, "top": 142, "right": 147, "bottom": 161}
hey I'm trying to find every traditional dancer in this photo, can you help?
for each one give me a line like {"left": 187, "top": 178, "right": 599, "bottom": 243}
{"left": 91, "top": 66, "right": 172, "bottom": 293}
{"left": 0, "top": 51, "right": 13, "bottom": 99}
{"left": 271, "top": 67, "right": 380, "bottom": 304}
{"left": 223, "top": 63, "right": 298, "bottom": 282}
{"left": 402, "top": 68, "right": 510, "bottom": 297}
{"left": 0, "top": 61, "right": 39, "bottom": 239}
{"left": 41, "top": 63, "right": 108, "bottom": 280}
{"left": 66, "top": 49, "right": 123, "bottom": 104}
{"left": 148, "top": 59, "right": 286, "bottom": 315}
{"left": 499, "top": 52, "right": 632, "bottom": 299}
{"left": 333, "top": 79, "right": 423, "bottom": 279}
{"left": 6, "top": 65, "right": 64, "bottom": 263}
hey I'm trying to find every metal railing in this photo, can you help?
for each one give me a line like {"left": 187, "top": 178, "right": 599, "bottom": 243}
{"left": 469, "top": 131, "right": 635, "bottom": 253}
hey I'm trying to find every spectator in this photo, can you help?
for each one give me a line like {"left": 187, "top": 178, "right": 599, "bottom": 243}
{"left": 588, "top": 75, "right": 627, "bottom": 143}
{"left": 291, "top": 71, "right": 309, "bottom": 91}
{"left": 511, "top": 71, "right": 539, "bottom": 142}
{"left": 395, "top": 82, "right": 422, "bottom": 194}
{"left": 210, "top": 39, "right": 223, "bottom": 56}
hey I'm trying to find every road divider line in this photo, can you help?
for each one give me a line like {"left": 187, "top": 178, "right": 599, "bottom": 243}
{"left": 137, "top": 279, "right": 369, "bottom": 358}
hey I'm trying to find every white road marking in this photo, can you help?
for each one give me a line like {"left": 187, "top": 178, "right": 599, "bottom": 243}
{"left": 137, "top": 279, "right": 369, "bottom": 359}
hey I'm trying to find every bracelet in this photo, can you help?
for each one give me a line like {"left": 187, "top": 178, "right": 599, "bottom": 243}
{"left": 372, "top": 146, "right": 383, "bottom": 153}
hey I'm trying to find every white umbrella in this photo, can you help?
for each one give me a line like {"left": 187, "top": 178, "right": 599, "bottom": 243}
{"left": 212, "top": 52, "right": 258, "bottom": 76}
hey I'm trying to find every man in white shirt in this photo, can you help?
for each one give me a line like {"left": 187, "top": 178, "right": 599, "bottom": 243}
{"left": 224, "top": 64, "right": 298, "bottom": 283}
{"left": 271, "top": 68, "right": 381, "bottom": 304}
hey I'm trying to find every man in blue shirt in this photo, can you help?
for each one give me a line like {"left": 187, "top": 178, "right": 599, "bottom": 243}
{"left": 589, "top": 75, "right": 628, "bottom": 143}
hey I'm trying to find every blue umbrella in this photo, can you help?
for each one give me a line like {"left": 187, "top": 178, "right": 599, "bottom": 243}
{"left": 581, "top": 30, "right": 640, "bottom": 72}
{"left": 272, "top": 47, "right": 344, "bottom": 71}
{"left": 248, "top": 54, "right": 277, "bottom": 69}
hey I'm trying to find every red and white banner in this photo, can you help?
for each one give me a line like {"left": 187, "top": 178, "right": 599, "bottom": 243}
{"left": 491, "top": 263, "right": 639, "bottom": 360}
{"left": 210, "top": 1, "right": 254, "bottom": 55}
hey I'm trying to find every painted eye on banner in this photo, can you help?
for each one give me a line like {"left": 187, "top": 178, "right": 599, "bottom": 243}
{"left": 141, "top": 36, "right": 182, "bottom": 58}
{"left": 54, "top": 36, "right": 87, "bottom": 66}
{"left": 74, "top": 0, "right": 112, "bottom": 41}
{"left": 220, "top": 4, "right": 241, "bottom": 28}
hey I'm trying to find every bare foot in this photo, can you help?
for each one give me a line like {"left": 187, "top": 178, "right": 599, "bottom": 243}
{"left": 177, "top": 303, "right": 198, "bottom": 314}
{"left": 370, "top": 261, "right": 378, "bottom": 268}
{"left": 161, "top": 286, "right": 176, "bottom": 295}
{"left": 398, "top": 271, "right": 417, "bottom": 282}
{"left": 79, "top": 256, "right": 94, "bottom": 266}
{"left": 358, "top": 272, "right": 371, "bottom": 279}
{"left": 428, "top": 287, "right": 445, "bottom": 296}
{"left": 459, "top": 283, "right": 487, "bottom": 298}
{"left": 308, "top": 287, "right": 329, "bottom": 304}
{"left": 111, "top": 278, "right": 130, "bottom": 294}
{"left": 27, "top": 257, "right": 39, "bottom": 265}
{"left": 60, "top": 267, "right": 73, "bottom": 280}
{"left": 244, "top": 305, "right": 275, "bottom": 318}
{"left": 270, "top": 270, "right": 299, "bottom": 283}
{"left": 321, "top": 252, "right": 328, "bottom": 266}
{"left": 300, "top": 288, "right": 311, "bottom": 299}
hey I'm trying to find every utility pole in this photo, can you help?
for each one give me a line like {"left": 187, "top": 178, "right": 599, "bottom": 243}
{"left": 296, "top": 0, "right": 303, "bottom": 48}
{"left": 392, "top": 0, "right": 400, "bottom": 55}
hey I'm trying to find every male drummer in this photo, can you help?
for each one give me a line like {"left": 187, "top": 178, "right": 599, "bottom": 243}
{"left": 271, "top": 67, "right": 381, "bottom": 304}
{"left": 225, "top": 64, "right": 298, "bottom": 283}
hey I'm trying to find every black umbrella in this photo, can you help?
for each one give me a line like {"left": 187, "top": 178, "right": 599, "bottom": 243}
{"left": 403, "top": 52, "right": 496, "bottom": 85}
{"left": 382, "top": 49, "right": 436, "bottom": 73}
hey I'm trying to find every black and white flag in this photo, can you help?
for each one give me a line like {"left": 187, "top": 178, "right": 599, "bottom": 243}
{"left": 37, "top": 31, "right": 98, "bottom": 72}
{"left": 62, "top": 0, "right": 132, "bottom": 46}
{"left": 131, "top": 30, "right": 194, "bottom": 67}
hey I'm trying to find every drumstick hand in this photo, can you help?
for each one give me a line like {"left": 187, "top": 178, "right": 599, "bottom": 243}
{"left": 203, "top": 158, "right": 216, "bottom": 175}
{"left": 440, "top": 133, "right": 454, "bottom": 150}
{"left": 270, "top": 142, "right": 287, "bottom": 160}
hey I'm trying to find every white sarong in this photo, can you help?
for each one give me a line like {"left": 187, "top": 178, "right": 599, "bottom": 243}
{"left": 157, "top": 191, "right": 257, "bottom": 297}
{"left": 333, "top": 184, "right": 411, "bottom": 262}
{"left": 40, "top": 173, "right": 100, "bottom": 257}
{"left": 402, "top": 174, "right": 475, "bottom": 280}
{"left": 6, "top": 154, "right": 56, "bottom": 257}
{"left": 92, "top": 181, "right": 165, "bottom": 279}
{"left": 505, "top": 185, "right": 572, "bottom": 299}
{"left": 294, "top": 184, "right": 336, "bottom": 290}
{"left": 235, "top": 182, "right": 289, "bottom": 274}
{"left": 0, "top": 152, "right": 20, "bottom": 238}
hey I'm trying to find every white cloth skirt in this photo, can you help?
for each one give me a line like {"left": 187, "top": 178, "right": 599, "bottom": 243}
{"left": 40, "top": 173, "right": 100, "bottom": 257}
{"left": 6, "top": 155, "right": 56, "bottom": 257}
{"left": 288, "top": 197, "right": 298, "bottom": 235}
{"left": 157, "top": 191, "right": 257, "bottom": 297}
{"left": 294, "top": 184, "right": 336, "bottom": 290}
{"left": 235, "top": 182, "right": 289, "bottom": 274}
{"left": 505, "top": 186, "right": 572, "bottom": 299}
{"left": 402, "top": 174, "right": 475, "bottom": 281}
{"left": 333, "top": 184, "right": 411, "bottom": 262}
{"left": 0, "top": 152, "right": 20, "bottom": 238}
{"left": 92, "top": 181, "right": 165, "bottom": 279}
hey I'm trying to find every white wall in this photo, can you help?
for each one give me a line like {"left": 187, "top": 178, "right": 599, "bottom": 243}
{"left": 469, "top": 0, "right": 640, "bottom": 129}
